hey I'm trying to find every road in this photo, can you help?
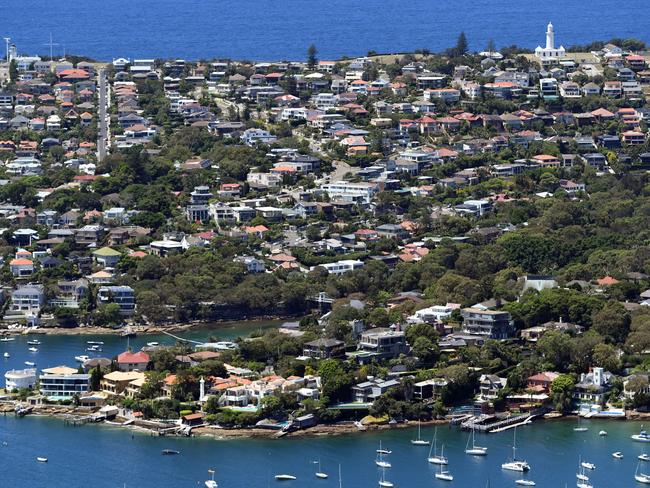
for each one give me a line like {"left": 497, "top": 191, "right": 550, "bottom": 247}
{"left": 97, "top": 68, "right": 109, "bottom": 161}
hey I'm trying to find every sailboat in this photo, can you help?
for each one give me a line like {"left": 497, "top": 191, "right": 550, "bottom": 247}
{"left": 376, "top": 446, "right": 391, "bottom": 469}
{"left": 434, "top": 446, "right": 453, "bottom": 481}
{"left": 428, "top": 428, "right": 448, "bottom": 465}
{"left": 501, "top": 428, "right": 530, "bottom": 472}
{"left": 205, "top": 469, "right": 218, "bottom": 488}
{"left": 377, "top": 441, "right": 392, "bottom": 455}
{"left": 636, "top": 463, "right": 650, "bottom": 484}
{"left": 576, "top": 456, "right": 589, "bottom": 482}
{"left": 314, "top": 459, "right": 328, "bottom": 479}
{"left": 465, "top": 426, "right": 487, "bottom": 456}
{"left": 411, "top": 420, "right": 430, "bottom": 446}
{"left": 378, "top": 466, "right": 393, "bottom": 488}
{"left": 573, "top": 417, "right": 588, "bottom": 432}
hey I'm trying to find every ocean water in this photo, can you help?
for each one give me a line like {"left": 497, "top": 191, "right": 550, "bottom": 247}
{"left": 1, "top": 415, "right": 649, "bottom": 488}
{"left": 1, "top": 0, "right": 649, "bottom": 61}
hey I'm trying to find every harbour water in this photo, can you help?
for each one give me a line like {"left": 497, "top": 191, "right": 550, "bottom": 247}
{"left": 1, "top": 415, "right": 649, "bottom": 488}
{"left": 1, "top": 0, "right": 648, "bottom": 61}
{"left": 0, "top": 320, "right": 280, "bottom": 378}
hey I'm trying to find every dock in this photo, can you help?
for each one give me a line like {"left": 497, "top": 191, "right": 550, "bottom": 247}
{"left": 461, "top": 413, "right": 537, "bottom": 433}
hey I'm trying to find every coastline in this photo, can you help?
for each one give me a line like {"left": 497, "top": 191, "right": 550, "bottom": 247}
{"left": 0, "top": 316, "right": 287, "bottom": 338}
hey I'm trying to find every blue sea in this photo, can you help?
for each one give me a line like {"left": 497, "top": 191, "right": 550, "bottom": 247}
{"left": 1, "top": 0, "right": 649, "bottom": 61}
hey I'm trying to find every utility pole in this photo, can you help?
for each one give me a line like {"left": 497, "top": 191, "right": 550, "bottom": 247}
{"left": 3, "top": 37, "right": 10, "bottom": 63}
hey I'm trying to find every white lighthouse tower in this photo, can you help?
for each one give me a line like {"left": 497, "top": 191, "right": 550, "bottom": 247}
{"left": 535, "top": 21, "right": 565, "bottom": 63}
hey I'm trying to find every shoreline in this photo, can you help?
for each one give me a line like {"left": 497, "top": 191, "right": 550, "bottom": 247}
{"left": 0, "top": 316, "right": 288, "bottom": 338}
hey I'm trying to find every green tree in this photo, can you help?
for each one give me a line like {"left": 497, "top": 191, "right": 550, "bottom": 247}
{"left": 90, "top": 365, "right": 103, "bottom": 391}
{"left": 591, "top": 301, "right": 630, "bottom": 344}
{"left": 455, "top": 32, "right": 469, "bottom": 56}
{"left": 9, "top": 59, "right": 18, "bottom": 83}
{"left": 550, "top": 374, "right": 575, "bottom": 414}
{"left": 307, "top": 44, "right": 318, "bottom": 68}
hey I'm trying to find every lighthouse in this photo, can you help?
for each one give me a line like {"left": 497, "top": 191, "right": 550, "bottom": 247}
{"left": 535, "top": 21, "right": 566, "bottom": 63}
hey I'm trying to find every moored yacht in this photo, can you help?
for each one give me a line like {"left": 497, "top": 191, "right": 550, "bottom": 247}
{"left": 427, "top": 428, "right": 448, "bottom": 465}
{"left": 501, "top": 428, "right": 530, "bottom": 472}
{"left": 633, "top": 430, "right": 650, "bottom": 443}
{"left": 465, "top": 427, "right": 487, "bottom": 456}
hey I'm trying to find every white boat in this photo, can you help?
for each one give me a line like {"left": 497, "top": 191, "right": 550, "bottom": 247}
{"left": 636, "top": 464, "right": 650, "bottom": 484}
{"left": 411, "top": 420, "right": 430, "bottom": 446}
{"left": 574, "top": 427, "right": 588, "bottom": 432}
{"left": 37, "top": 457, "right": 47, "bottom": 463}
{"left": 515, "top": 480, "right": 535, "bottom": 486}
{"left": 502, "top": 428, "right": 530, "bottom": 472}
{"left": 86, "top": 345, "right": 102, "bottom": 352}
{"left": 3, "top": 352, "right": 9, "bottom": 358}
{"left": 275, "top": 475, "right": 296, "bottom": 481}
{"left": 613, "top": 451, "right": 624, "bottom": 459}
{"left": 434, "top": 446, "right": 453, "bottom": 481}
{"left": 314, "top": 459, "right": 328, "bottom": 479}
{"left": 599, "top": 430, "right": 608, "bottom": 436}
{"left": 576, "top": 483, "right": 593, "bottom": 488}
{"left": 577, "top": 456, "right": 589, "bottom": 481}
{"left": 428, "top": 428, "right": 448, "bottom": 465}
{"left": 74, "top": 355, "right": 89, "bottom": 363}
{"left": 205, "top": 468, "right": 218, "bottom": 488}
{"left": 28, "top": 347, "right": 38, "bottom": 352}
{"left": 465, "top": 426, "right": 487, "bottom": 456}
{"left": 641, "top": 454, "right": 650, "bottom": 462}
{"left": 376, "top": 441, "right": 392, "bottom": 455}
{"left": 0, "top": 337, "right": 15, "bottom": 342}
{"left": 146, "top": 342, "right": 159, "bottom": 347}
{"left": 378, "top": 467, "right": 393, "bottom": 488}
{"left": 376, "top": 441, "right": 392, "bottom": 468}
{"left": 87, "top": 341, "right": 104, "bottom": 346}
{"left": 24, "top": 361, "right": 35, "bottom": 366}
{"left": 581, "top": 461, "right": 595, "bottom": 470}
{"left": 633, "top": 430, "right": 650, "bottom": 443}
{"left": 27, "top": 340, "right": 41, "bottom": 345}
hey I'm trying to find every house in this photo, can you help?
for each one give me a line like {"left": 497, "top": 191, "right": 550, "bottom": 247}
{"left": 11, "top": 284, "right": 45, "bottom": 314}
{"left": 527, "top": 372, "right": 560, "bottom": 393}
{"left": 5, "top": 368, "right": 37, "bottom": 391}
{"left": 97, "top": 286, "right": 135, "bottom": 315}
{"left": 49, "top": 279, "right": 89, "bottom": 309}
{"left": 100, "top": 371, "right": 146, "bottom": 396}
{"left": 92, "top": 247, "right": 122, "bottom": 268}
{"left": 234, "top": 256, "right": 266, "bottom": 273}
{"left": 357, "top": 328, "right": 408, "bottom": 360}
{"left": 574, "top": 367, "right": 613, "bottom": 406}
{"left": 116, "top": 351, "right": 150, "bottom": 372}
{"left": 9, "top": 258, "right": 34, "bottom": 277}
{"left": 39, "top": 366, "right": 90, "bottom": 399}
{"left": 351, "top": 378, "right": 401, "bottom": 403}
{"left": 314, "top": 259, "right": 364, "bottom": 275}
{"left": 413, "top": 379, "right": 449, "bottom": 400}
{"left": 460, "top": 308, "right": 513, "bottom": 339}
{"left": 478, "top": 374, "right": 507, "bottom": 400}
{"left": 302, "top": 339, "right": 346, "bottom": 359}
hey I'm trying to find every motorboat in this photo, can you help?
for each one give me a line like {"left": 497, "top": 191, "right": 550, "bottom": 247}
{"left": 147, "top": 342, "right": 159, "bottom": 347}
{"left": 581, "top": 461, "right": 596, "bottom": 470}
{"left": 599, "top": 430, "right": 608, "bottom": 436}
{"left": 24, "top": 361, "right": 35, "bottom": 366}
{"left": 640, "top": 454, "right": 650, "bottom": 462}
{"left": 37, "top": 457, "right": 48, "bottom": 463}
{"left": 3, "top": 352, "right": 9, "bottom": 358}
{"left": 27, "top": 340, "right": 41, "bottom": 345}
{"left": 576, "top": 483, "right": 593, "bottom": 488}
{"left": 87, "top": 341, "right": 104, "bottom": 346}
{"left": 411, "top": 420, "right": 430, "bottom": 446}
{"left": 28, "top": 347, "right": 38, "bottom": 352}
{"left": 74, "top": 355, "right": 89, "bottom": 363}
{"left": 162, "top": 449, "right": 180, "bottom": 455}
{"left": 633, "top": 431, "right": 650, "bottom": 443}
{"left": 427, "top": 428, "right": 448, "bottom": 465}
{"left": 0, "top": 337, "right": 15, "bottom": 342}
{"left": 205, "top": 468, "right": 217, "bottom": 488}
{"left": 502, "top": 427, "right": 530, "bottom": 472}
{"left": 86, "top": 345, "right": 102, "bottom": 352}
{"left": 465, "top": 426, "right": 487, "bottom": 456}
{"left": 613, "top": 451, "right": 624, "bottom": 459}
{"left": 515, "top": 480, "right": 535, "bottom": 486}
{"left": 275, "top": 475, "right": 297, "bottom": 481}
{"left": 574, "top": 427, "right": 588, "bottom": 432}
{"left": 434, "top": 446, "right": 453, "bottom": 481}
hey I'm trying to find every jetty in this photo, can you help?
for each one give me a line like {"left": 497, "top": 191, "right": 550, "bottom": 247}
{"left": 461, "top": 412, "right": 538, "bottom": 433}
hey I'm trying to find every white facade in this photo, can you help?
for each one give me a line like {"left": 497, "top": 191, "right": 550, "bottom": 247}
{"left": 313, "top": 259, "right": 364, "bottom": 275}
{"left": 535, "top": 22, "right": 566, "bottom": 62}
{"left": 5, "top": 368, "right": 37, "bottom": 391}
